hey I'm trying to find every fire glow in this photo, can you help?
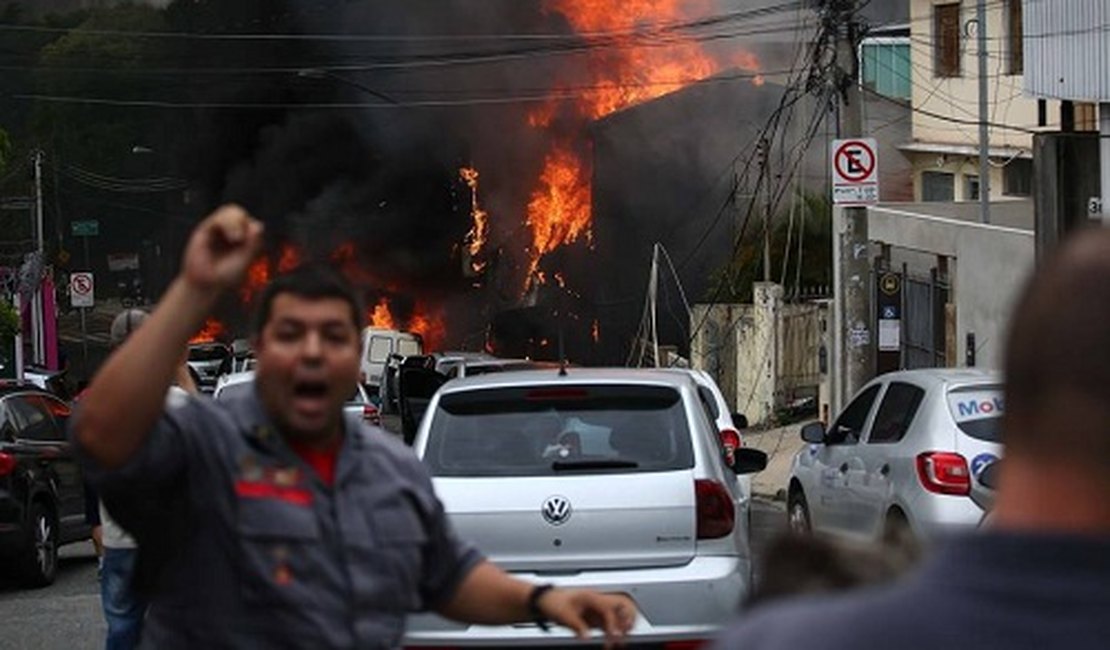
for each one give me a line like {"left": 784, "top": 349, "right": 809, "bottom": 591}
{"left": 522, "top": 0, "right": 761, "bottom": 286}
{"left": 189, "top": 317, "right": 225, "bottom": 344}
{"left": 460, "top": 166, "right": 490, "bottom": 273}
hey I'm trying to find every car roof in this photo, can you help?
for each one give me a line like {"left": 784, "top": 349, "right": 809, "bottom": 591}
{"left": 872, "top": 368, "right": 1001, "bottom": 391}
{"left": 436, "top": 367, "right": 696, "bottom": 394}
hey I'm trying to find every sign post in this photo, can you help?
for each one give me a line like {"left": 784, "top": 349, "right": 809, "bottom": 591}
{"left": 70, "top": 272, "right": 94, "bottom": 369}
{"left": 831, "top": 138, "right": 880, "bottom": 206}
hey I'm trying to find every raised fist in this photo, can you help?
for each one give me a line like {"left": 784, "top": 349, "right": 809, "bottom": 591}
{"left": 181, "top": 205, "right": 264, "bottom": 294}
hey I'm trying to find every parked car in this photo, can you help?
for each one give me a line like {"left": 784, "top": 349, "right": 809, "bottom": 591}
{"left": 0, "top": 383, "right": 91, "bottom": 587}
{"left": 406, "top": 368, "right": 767, "bottom": 647}
{"left": 359, "top": 327, "right": 422, "bottom": 391}
{"left": 787, "top": 369, "right": 1002, "bottom": 545}
{"left": 664, "top": 368, "right": 751, "bottom": 501}
{"left": 23, "top": 366, "right": 74, "bottom": 402}
{"left": 395, "top": 354, "right": 556, "bottom": 444}
{"left": 186, "top": 342, "right": 233, "bottom": 394}
{"left": 213, "top": 371, "right": 381, "bottom": 427}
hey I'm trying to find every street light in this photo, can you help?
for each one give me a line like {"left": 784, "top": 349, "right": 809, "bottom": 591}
{"left": 296, "top": 68, "right": 400, "bottom": 106}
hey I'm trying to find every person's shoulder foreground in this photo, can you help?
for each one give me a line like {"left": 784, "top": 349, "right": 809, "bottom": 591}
{"left": 713, "top": 532, "right": 1110, "bottom": 650}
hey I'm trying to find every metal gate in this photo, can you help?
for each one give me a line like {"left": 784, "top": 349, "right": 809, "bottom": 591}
{"left": 900, "top": 267, "right": 948, "bottom": 369}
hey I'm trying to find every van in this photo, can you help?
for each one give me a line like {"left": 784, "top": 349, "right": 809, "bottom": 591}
{"left": 359, "top": 328, "right": 422, "bottom": 390}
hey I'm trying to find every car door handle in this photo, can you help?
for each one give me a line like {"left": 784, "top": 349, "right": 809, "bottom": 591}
{"left": 880, "top": 464, "right": 890, "bottom": 476}
{"left": 839, "top": 463, "right": 849, "bottom": 473}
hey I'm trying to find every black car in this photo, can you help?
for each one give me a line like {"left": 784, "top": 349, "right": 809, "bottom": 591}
{"left": 0, "top": 384, "right": 90, "bottom": 587}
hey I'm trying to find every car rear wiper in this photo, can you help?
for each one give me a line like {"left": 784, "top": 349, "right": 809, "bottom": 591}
{"left": 552, "top": 459, "right": 640, "bottom": 471}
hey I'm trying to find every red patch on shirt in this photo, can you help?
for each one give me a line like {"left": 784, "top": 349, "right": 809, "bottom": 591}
{"left": 234, "top": 480, "right": 313, "bottom": 506}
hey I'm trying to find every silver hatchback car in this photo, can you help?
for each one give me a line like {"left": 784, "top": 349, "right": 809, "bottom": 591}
{"left": 406, "top": 368, "right": 766, "bottom": 648}
{"left": 787, "top": 369, "right": 1002, "bottom": 544}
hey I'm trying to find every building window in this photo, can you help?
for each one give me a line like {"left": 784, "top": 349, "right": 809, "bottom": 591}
{"left": 862, "top": 40, "right": 912, "bottom": 100}
{"left": 1076, "top": 103, "right": 1098, "bottom": 131}
{"left": 965, "top": 175, "right": 981, "bottom": 201}
{"left": 934, "top": 3, "right": 962, "bottom": 78}
{"left": 922, "top": 171, "right": 955, "bottom": 202}
{"left": 1003, "top": 159, "right": 1033, "bottom": 196}
{"left": 1006, "top": 0, "right": 1023, "bottom": 75}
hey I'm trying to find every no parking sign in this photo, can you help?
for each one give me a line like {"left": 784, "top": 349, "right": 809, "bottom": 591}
{"left": 831, "top": 138, "right": 879, "bottom": 206}
{"left": 70, "top": 272, "right": 95, "bottom": 308}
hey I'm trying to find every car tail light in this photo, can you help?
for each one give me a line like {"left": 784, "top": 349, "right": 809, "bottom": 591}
{"left": 916, "top": 452, "right": 971, "bottom": 496}
{"left": 362, "top": 404, "right": 382, "bottom": 427}
{"left": 695, "top": 479, "right": 735, "bottom": 539}
{"left": 664, "top": 642, "right": 708, "bottom": 650}
{"left": 0, "top": 452, "right": 15, "bottom": 476}
{"left": 719, "top": 428, "right": 742, "bottom": 450}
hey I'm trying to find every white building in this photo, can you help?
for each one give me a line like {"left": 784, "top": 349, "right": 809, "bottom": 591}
{"left": 902, "top": 0, "right": 1062, "bottom": 203}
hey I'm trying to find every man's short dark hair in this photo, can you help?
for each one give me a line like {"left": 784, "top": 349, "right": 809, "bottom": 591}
{"left": 252, "top": 263, "right": 364, "bottom": 335}
{"left": 1003, "top": 227, "right": 1110, "bottom": 467}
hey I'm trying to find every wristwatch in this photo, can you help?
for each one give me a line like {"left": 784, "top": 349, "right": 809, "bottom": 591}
{"left": 528, "top": 583, "right": 555, "bottom": 632}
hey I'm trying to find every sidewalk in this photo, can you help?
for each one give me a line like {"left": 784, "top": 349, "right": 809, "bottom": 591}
{"left": 743, "top": 424, "right": 807, "bottom": 500}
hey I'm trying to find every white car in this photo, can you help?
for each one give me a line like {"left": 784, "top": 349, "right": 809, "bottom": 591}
{"left": 787, "top": 368, "right": 1002, "bottom": 545}
{"left": 405, "top": 368, "right": 767, "bottom": 647}
{"left": 213, "top": 371, "right": 380, "bottom": 427}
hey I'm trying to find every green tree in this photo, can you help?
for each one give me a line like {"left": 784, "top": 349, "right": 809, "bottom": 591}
{"left": 30, "top": 4, "right": 169, "bottom": 171}
{"left": 707, "top": 190, "right": 833, "bottom": 303}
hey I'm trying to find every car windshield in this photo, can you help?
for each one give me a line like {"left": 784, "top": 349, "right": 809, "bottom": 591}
{"left": 424, "top": 384, "right": 694, "bottom": 477}
{"left": 946, "top": 385, "right": 1004, "bottom": 442}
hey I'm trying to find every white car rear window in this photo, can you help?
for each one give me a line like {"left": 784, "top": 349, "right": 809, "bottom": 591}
{"left": 425, "top": 385, "right": 694, "bottom": 477}
{"left": 946, "top": 385, "right": 1004, "bottom": 442}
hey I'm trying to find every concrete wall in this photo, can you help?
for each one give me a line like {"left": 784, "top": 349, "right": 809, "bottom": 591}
{"left": 692, "top": 286, "right": 827, "bottom": 426}
{"left": 910, "top": 0, "right": 1051, "bottom": 151}
{"left": 866, "top": 204, "right": 1035, "bottom": 370}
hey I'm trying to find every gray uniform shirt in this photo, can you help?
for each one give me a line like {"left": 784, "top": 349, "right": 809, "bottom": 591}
{"left": 711, "top": 531, "right": 1110, "bottom": 650}
{"left": 76, "top": 388, "right": 483, "bottom": 649}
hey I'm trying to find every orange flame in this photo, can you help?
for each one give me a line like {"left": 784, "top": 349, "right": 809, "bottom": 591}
{"left": 240, "top": 256, "right": 271, "bottom": 304}
{"left": 460, "top": 166, "right": 490, "bottom": 273}
{"left": 591, "top": 318, "right": 600, "bottom": 343}
{"left": 408, "top": 303, "right": 447, "bottom": 352}
{"left": 277, "top": 244, "right": 301, "bottom": 273}
{"left": 525, "top": 143, "right": 592, "bottom": 279}
{"left": 368, "top": 298, "right": 397, "bottom": 330}
{"left": 189, "top": 317, "right": 225, "bottom": 344}
{"left": 522, "top": 0, "right": 761, "bottom": 282}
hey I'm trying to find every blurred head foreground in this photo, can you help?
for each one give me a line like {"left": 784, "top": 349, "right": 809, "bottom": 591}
{"left": 109, "top": 309, "right": 150, "bottom": 348}
{"left": 995, "top": 227, "right": 1110, "bottom": 529}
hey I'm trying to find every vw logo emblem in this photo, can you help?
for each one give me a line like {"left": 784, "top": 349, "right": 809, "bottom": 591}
{"left": 541, "top": 495, "right": 572, "bottom": 526}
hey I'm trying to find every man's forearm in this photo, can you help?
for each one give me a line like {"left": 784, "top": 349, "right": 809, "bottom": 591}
{"left": 438, "top": 561, "right": 533, "bottom": 624}
{"left": 75, "top": 277, "right": 218, "bottom": 469}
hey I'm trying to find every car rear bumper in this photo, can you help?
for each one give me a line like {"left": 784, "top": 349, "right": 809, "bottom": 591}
{"left": 0, "top": 493, "right": 26, "bottom": 556}
{"left": 404, "top": 555, "right": 749, "bottom": 647}
{"left": 903, "top": 492, "right": 985, "bottom": 541}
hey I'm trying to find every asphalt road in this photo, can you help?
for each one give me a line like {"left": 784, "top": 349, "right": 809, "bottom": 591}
{"left": 0, "top": 501, "right": 786, "bottom": 649}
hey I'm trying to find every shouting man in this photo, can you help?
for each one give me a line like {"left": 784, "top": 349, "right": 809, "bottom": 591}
{"left": 73, "top": 206, "right": 635, "bottom": 648}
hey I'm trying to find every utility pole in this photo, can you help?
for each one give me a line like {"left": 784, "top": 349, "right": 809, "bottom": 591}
{"left": 976, "top": 0, "right": 991, "bottom": 224}
{"left": 759, "top": 137, "right": 772, "bottom": 282}
{"left": 832, "top": 0, "right": 873, "bottom": 401}
{"left": 31, "top": 150, "right": 44, "bottom": 367}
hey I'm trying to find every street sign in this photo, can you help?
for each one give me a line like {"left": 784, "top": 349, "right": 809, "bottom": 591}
{"left": 70, "top": 272, "right": 94, "bottom": 308}
{"left": 72, "top": 220, "right": 99, "bottom": 237}
{"left": 831, "top": 138, "right": 879, "bottom": 206}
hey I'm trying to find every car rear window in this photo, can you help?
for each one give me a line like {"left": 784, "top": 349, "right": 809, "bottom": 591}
{"left": 189, "top": 346, "right": 229, "bottom": 362}
{"left": 424, "top": 384, "right": 694, "bottom": 477}
{"left": 946, "top": 385, "right": 1004, "bottom": 442}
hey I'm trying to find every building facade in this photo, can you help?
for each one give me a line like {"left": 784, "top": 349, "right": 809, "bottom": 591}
{"left": 903, "top": 0, "right": 1054, "bottom": 203}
